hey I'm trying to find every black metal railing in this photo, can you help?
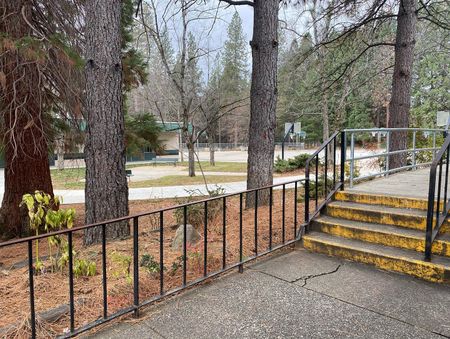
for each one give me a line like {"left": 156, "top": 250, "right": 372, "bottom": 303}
{"left": 304, "top": 131, "right": 346, "bottom": 226}
{"left": 0, "top": 179, "right": 305, "bottom": 338}
{"left": 425, "top": 133, "right": 450, "bottom": 261}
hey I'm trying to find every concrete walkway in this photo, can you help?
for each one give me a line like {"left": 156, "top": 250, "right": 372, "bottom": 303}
{"left": 53, "top": 175, "right": 304, "bottom": 204}
{"left": 90, "top": 248, "right": 450, "bottom": 339}
{"left": 349, "top": 167, "right": 447, "bottom": 199}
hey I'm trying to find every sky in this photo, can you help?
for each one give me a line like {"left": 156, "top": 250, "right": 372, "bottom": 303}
{"left": 151, "top": 1, "right": 307, "bottom": 83}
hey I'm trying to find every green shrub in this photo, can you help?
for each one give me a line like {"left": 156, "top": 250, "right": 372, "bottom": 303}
{"left": 74, "top": 258, "right": 96, "bottom": 278}
{"left": 274, "top": 157, "right": 292, "bottom": 173}
{"left": 288, "top": 154, "right": 310, "bottom": 169}
{"left": 140, "top": 253, "right": 164, "bottom": 274}
{"left": 111, "top": 251, "right": 132, "bottom": 284}
{"left": 174, "top": 186, "right": 225, "bottom": 228}
{"left": 275, "top": 154, "right": 311, "bottom": 173}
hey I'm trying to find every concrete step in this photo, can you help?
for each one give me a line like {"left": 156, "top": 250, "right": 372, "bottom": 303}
{"left": 325, "top": 201, "right": 450, "bottom": 233}
{"left": 312, "top": 216, "right": 450, "bottom": 257}
{"left": 335, "top": 191, "right": 443, "bottom": 211}
{"left": 302, "top": 232, "right": 450, "bottom": 284}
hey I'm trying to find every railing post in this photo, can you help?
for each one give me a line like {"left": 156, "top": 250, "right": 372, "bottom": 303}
{"left": 386, "top": 131, "right": 390, "bottom": 175}
{"left": 305, "top": 163, "right": 310, "bottom": 226}
{"left": 340, "top": 131, "right": 346, "bottom": 190}
{"left": 412, "top": 131, "right": 416, "bottom": 170}
{"left": 28, "top": 240, "right": 36, "bottom": 339}
{"left": 432, "top": 131, "right": 437, "bottom": 160}
{"left": 350, "top": 133, "right": 355, "bottom": 188}
{"left": 133, "top": 217, "right": 139, "bottom": 317}
{"left": 425, "top": 167, "right": 437, "bottom": 261}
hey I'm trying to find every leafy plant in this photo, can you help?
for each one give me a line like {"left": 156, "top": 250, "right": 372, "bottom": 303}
{"left": 73, "top": 258, "right": 97, "bottom": 278}
{"left": 140, "top": 253, "right": 164, "bottom": 274}
{"left": 20, "top": 191, "right": 75, "bottom": 274}
{"left": 170, "top": 255, "right": 184, "bottom": 275}
{"left": 111, "top": 251, "right": 132, "bottom": 284}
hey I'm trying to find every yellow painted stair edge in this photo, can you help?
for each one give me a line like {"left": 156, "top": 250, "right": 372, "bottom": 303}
{"left": 326, "top": 203, "right": 450, "bottom": 233}
{"left": 335, "top": 191, "right": 445, "bottom": 211}
{"left": 313, "top": 221, "right": 450, "bottom": 257}
{"left": 303, "top": 236, "right": 449, "bottom": 284}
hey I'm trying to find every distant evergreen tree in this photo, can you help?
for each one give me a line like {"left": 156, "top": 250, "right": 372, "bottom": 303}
{"left": 221, "top": 12, "right": 249, "bottom": 98}
{"left": 219, "top": 12, "right": 250, "bottom": 144}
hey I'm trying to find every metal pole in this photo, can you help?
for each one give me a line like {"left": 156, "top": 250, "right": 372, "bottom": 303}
{"left": 433, "top": 132, "right": 437, "bottom": 160}
{"left": 281, "top": 123, "right": 294, "bottom": 160}
{"left": 386, "top": 131, "right": 390, "bottom": 176}
{"left": 133, "top": 217, "right": 139, "bottom": 317}
{"left": 350, "top": 133, "right": 355, "bottom": 188}
{"left": 340, "top": 131, "right": 346, "bottom": 190}
{"left": 412, "top": 131, "right": 416, "bottom": 170}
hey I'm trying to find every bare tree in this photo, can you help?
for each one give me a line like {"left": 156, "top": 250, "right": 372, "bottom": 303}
{"left": 138, "top": 0, "right": 218, "bottom": 177}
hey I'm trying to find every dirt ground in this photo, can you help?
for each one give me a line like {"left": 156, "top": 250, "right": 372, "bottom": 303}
{"left": 0, "top": 188, "right": 315, "bottom": 338}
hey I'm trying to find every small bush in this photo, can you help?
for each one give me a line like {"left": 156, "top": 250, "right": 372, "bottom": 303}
{"left": 288, "top": 154, "right": 310, "bottom": 169}
{"left": 74, "top": 259, "right": 96, "bottom": 278}
{"left": 274, "top": 154, "right": 311, "bottom": 173}
{"left": 140, "top": 253, "right": 164, "bottom": 274}
{"left": 174, "top": 186, "right": 225, "bottom": 228}
{"left": 111, "top": 251, "right": 132, "bottom": 284}
{"left": 274, "top": 157, "right": 292, "bottom": 173}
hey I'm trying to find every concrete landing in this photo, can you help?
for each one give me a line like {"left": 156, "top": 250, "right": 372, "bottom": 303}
{"left": 88, "top": 249, "right": 450, "bottom": 338}
{"left": 349, "top": 168, "right": 449, "bottom": 199}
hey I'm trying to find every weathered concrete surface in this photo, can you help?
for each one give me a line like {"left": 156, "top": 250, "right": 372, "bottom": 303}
{"left": 349, "top": 168, "right": 449, "bottom": 199}
{"left": 89, "top": 248, "right": 449, "bottom": 339}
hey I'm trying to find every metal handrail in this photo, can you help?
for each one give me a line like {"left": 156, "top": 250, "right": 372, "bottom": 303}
{"left": 345, "top": 128, "right": 445, "bottom": 187}
{"left": 304, "top": 131, "right": 345, "bottom": 225}
{"left": 425, "top": 133, "right": 450, "bottom": 260}
{"left": 0, "top": 177, "right": 306, "bottom": 338}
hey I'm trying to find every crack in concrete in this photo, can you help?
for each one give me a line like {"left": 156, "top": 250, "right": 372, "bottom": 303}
{"left": 251, "top": 267, "right": 448, "bottom": 338}
{"left": 298, "top": 264, "right": 342, "bottom": 287}
{"left": 299, "top": 284, "right": 449, "bottom": 338}
{"left": 250, "top": 264, "right": 342, "bottom": 286}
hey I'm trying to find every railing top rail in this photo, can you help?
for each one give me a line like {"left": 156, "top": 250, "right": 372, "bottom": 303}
{"left": 0, "top": 177, "right": 306, "bottom": 249}
{"left": 343, "top": 127, "right": 444, "bottom": 133}
{"left": 306, "top": 131, "right": 340, "bottom": 164}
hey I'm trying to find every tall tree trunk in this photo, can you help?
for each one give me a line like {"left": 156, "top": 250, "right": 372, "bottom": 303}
{"left": 187, "top": 137, "right": 196, "bottom": 177}
{"left": 84, "top": 0, "right": 129, "bottom": 245}
{"left": 56, "top": 137, "right": 65, "bottom": 170}
{"left": 0, "top": 0, "right": 54, "bottom": 238}
{"left": 207, "top": 130, "right": 215, "bottom": 166}
{"left": 246, "top": 0, "right": 278, "bottom": 207}
{"left": 388, "top": 0, "right": 417, "bottom": 169}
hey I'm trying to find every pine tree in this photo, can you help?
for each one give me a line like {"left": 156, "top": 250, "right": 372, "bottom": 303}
{"left": 0, "top": 0, "right": 83, "bottom": 238}
{"left": 220, "top": 12, "right": 250, "bottom": 145}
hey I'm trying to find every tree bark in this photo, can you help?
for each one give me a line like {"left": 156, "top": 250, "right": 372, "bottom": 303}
{"left": 246, "top": 0, "right": 279, "bottom": 207}
{"left": 0, "top": 0, "right": 54, "bottom": 238}
{"left": 388, "top": 0, "right": 417, "bottom": 169}
{"left": 186, "top": 137, "right": 196, "bottom": 177}
{"left": 207, "top": 131, "right": 215, "bottom": 166}
{"left": 84, "top": 0, "right": 129, "bottom": 244}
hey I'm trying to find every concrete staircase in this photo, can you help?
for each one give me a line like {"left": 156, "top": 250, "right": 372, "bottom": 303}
{"left": 303, "top": 191, "right": 450, "bottom": 284}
